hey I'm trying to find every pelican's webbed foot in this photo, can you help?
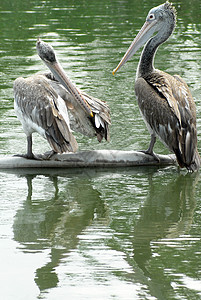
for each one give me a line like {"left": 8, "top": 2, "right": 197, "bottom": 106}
{"left": 13, "top": 153, "right": 43, "bottom": 160}
{"left": 38, "top": 150, "right": 56, "bottom": 160}
{"left": 139, "top": 150, "right": 160, "bottom": 162}
{"left": 13, "top": 150, "right": 56, "bottom": 161}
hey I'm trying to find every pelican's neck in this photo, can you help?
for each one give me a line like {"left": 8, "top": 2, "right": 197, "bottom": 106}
{"left": 136, "top": 22, "right": 175, "bottom": 79}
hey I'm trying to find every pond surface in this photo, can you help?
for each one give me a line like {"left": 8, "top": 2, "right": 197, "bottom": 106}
{"left": 0, "top": 0, "right": 201, "bottom": 299}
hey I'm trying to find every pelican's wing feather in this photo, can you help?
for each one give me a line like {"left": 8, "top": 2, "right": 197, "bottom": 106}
{"left": 135, "top": 71, "right": 199, "bottom": 170}
{"left": 144, "top": 71, "right": 181, "bottom": 125}
{"left": 14, "top": 75, "right": 78, "bottom": 153}
{"left": 43, "top": 72, "right": 111, "bottom": 142}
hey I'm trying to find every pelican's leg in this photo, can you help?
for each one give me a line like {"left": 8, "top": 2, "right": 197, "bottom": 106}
{"left": 24, "top": 136, "right": 56, "bottom": 160}
{"left": 14, "top": 134, "right": 35, "bottom": 159}
{"left": 25, "top": 135, "right": 55, "bottom": 160}
{"left": 14, "top": 134, "right": 56, "bottom": 160}
{"left": 140, "top": 134, "right": 160, "bottom": 162}
{"left": 26, "top": 135, "right": 35, "bottom": 159}
{"left": 146, "top": 134, "right": 156, "bottom": 155}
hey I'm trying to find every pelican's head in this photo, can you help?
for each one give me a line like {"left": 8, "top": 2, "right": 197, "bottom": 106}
{"left": 37, "top": 38, "right": 57, "bottom": 65}
{"left": 112, "top": 1, "right": 176, "bottom": 74}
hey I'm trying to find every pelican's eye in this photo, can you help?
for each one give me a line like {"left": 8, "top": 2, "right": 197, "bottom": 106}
{"left": 149, "top": 13, "right": 155, "bottom": 20}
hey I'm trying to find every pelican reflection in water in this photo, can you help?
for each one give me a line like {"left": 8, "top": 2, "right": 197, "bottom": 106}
{"left": 113, "top": 1, "right": 200, "bottom": 171}
{"left": 14, "top": 39, "right": 110, "bottom": 159}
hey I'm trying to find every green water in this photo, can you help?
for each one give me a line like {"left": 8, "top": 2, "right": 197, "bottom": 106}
{"left": 0, "top": 0, "right": 201, "bottom": 299}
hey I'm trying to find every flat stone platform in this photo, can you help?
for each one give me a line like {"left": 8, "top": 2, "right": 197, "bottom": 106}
{"left": 0, "top": 150, "right": 176, "bottom": 169}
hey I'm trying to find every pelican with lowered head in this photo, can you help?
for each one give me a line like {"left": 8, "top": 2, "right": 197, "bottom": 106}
{"left": 14, "top": 39, "right": 110, "bottom": 159}
{"left": 113, "top": 1, "right": 200, "bottom": 171}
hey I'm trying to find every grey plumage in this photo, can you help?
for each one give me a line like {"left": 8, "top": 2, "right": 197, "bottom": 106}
{"left": 14, "top": 75, "right": 78, "bottom": 155}
{"left": 113, "top": 2, "right": 200, "bottom": 171}
{"left": 14, "top": 39, "right": 111, "bottom": 159}
{"left": 44, "top": 72, "right": 110, "bottom": 142}
{"left": 36, "top": 39, "right": 111, "bottom": 143}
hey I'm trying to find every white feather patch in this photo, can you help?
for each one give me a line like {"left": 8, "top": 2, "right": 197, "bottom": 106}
{"left": 185, "top": 131, "right": 191, "bottom": 157}
{"left": 56, "top": 95, "right": 70, "bottom": 128}
{"left": 95, "top": 114, "right": 104, "bottom": 128}
{"left": 95, "top": 114, "right": 101, "bottom": 128}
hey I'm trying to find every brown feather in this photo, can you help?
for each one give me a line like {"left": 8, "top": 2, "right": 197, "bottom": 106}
{"left": 135, "top": 71, "right": 200, "bottom": 171}
{"left": 44, "top": 73, "right": 111, "bottom": 142}
{"left": 14, "top": 75, "right": 78, "bottom": 154}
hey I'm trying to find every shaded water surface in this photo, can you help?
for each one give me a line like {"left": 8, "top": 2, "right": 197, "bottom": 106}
{"left": 0, "top": 0, "right": 201, "bottom": 299}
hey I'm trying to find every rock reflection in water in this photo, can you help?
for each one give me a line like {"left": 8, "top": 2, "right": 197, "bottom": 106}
{"left": 12, "top": 170, "right": 107, "bottom": 291}
{"left": 132, "top": 171, "right": 198, "bottom": 299}
{"left": 10, "top": 167, "right": 200, "bottom": 299}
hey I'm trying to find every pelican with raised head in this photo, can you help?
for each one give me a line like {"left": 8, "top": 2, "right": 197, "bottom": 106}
{"left": 14, "top": 39, "right": 110, "bottom": 159}
{"left": 113, "top": 1, "right": 200, "bottom": 171}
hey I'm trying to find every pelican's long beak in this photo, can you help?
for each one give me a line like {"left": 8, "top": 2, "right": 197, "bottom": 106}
{"left": 36, "top": 39, "right": 93, "bottom": 117}
{"left": 112, "top": 19, "right": 157, "bottom": 75}
{"left": 46, "top": 60, "right": 93, "bottom": 117}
